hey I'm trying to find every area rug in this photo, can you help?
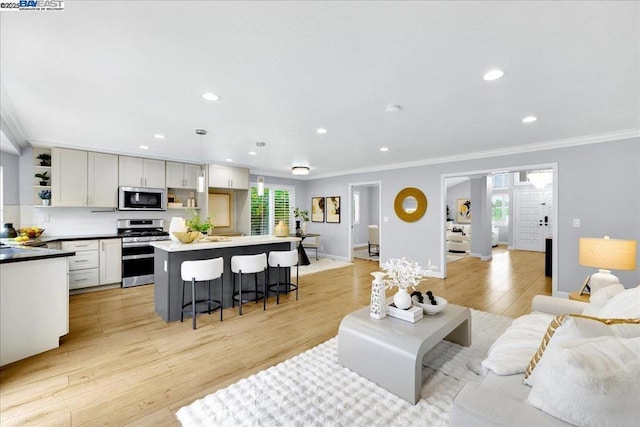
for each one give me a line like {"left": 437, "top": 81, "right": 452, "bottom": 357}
{"left": 353, "top": 248, "right": 379, "bottom": 262}
{"left": 176, "top": 309, "right": 512, "bottom": 426}
{"left": 297, "top": 258, "right": 353, "bottom": 277}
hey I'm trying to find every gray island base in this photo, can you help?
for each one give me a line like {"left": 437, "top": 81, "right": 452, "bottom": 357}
{"left": 337, "top": 302, "right": 471, "bottom": 404}
{"left": 152, "top": 236, "right": 300, "bottom": 322}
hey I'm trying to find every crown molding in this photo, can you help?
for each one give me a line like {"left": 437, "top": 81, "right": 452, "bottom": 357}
{"left": 310, "top": 129, "right": 640, "bottom": 180}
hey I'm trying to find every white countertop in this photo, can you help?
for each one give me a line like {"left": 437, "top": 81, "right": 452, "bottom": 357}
{"left": 150, "top": 235, "right": 300, "bottom": 252}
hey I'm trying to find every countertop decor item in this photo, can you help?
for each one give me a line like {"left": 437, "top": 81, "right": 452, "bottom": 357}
{"left": 185, "top": 209, "right": 214, "bottom": 234}
{"left": 18, "top": 227, "right": 45, "bottom": 238}
{"left": 172, "top": 231, "right": 201, "bottom": 244}
{"left": 380, "top": 257, "right": 438, "bottom": 310}
{"left": 274, "top": 220, "right": 289, "bottom": 237}
{"left": 169, "top": 217, "right": 187, "bottom": 242}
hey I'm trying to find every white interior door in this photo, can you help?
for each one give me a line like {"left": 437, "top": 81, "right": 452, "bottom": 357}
{"left": 513, "top": 189, "right": 552, "bottom": 251}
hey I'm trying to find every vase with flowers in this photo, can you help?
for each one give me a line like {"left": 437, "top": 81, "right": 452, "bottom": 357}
{"left": 381, "top": 257, "right": 437, "bottom": 310}
{"left": 38, "top": 189, "right": 52, "bottom": 206}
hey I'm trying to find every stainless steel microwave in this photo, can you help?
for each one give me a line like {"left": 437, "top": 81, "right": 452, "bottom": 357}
{"left": 118, "top": 187, "right": 167, "bottom": 211}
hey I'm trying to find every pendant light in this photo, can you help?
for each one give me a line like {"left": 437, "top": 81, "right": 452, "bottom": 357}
{"left": 256, "top": 141, "right": 266, "bottom": 197}
{"left": 196, "top": 128, "right": 207, "bottom": 193}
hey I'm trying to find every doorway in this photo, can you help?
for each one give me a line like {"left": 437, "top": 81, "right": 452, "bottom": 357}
{"left": 441, "top": 163, "right": 558, "bottom": 295}
{"left": 348, "top": 181, "right": 381, "bottom": 263}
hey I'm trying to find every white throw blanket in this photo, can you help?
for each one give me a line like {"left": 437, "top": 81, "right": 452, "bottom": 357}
{"left": 177, "top": 309, "right": 512, "bottom": 426}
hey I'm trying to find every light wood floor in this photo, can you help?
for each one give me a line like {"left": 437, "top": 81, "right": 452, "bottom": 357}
{"left": 0, "top": 246, "right": 550, "bottom": 426}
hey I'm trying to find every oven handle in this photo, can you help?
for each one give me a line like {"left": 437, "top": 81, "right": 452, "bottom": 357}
{"left": 122, "top": 242, "right": 155, "bottom": 248}
{"left": 122, "top": 254, "right": 155, "bottom": 261}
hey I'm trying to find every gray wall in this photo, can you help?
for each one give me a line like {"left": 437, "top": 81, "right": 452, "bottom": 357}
{"left": 1, "top": 150, "right": 20, "bottom": 204}
{"left": 300, "top": 138, "right": 640, "bottom": 293}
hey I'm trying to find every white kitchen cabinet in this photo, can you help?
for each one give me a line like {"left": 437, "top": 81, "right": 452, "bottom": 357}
{"left": 208, "top": 164, "right": 249, "bottom": 190}
{"left": 119, "top": 156, "right": 166, "bottom": 188}
{"left": 62, "top": 239, "right": 121, "bottom": 290}
{"left": 1, "top": 257, "right": 69, "bottom": 367}
{"left": 88, "top": 152, "right": 119, "bottom": 207}
{"left": 51, "top": 148, "right": 88, "bottom": 207}
{"left": 50, "top": 148, "right": 118, "bottom": 208}
{"left": 166, "top": 161, "right": 200, "bottom": 189}
{"left": 99, "top": 238, "right": 122, "bottom": 285}
{"left": 62, "top": 240, "right": 99, "bottom": 289}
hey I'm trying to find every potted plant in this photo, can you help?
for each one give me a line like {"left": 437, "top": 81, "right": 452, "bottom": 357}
{"left": 293, "top": 207, "right": 310, "bottom": 235}
{"left": 35, "top": 171, "right": 50, "bottom": 186}
{"left": 36, "top": 153, "right": 51, "bottom": 166}
{"left": 185, "top": 209, "right": 214, "bottom": 236}
{"left": 38, "top": 189, "right": 52, "bottom": 206}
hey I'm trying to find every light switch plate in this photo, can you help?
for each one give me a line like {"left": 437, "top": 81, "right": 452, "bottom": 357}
{"left": 572, "top": 218, "right": 581, "bottom": 227}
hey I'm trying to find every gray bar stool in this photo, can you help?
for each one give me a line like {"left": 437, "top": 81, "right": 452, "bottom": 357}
{"left": 180, "top": 257, "right": 224, "bottom": 329}
{"left": 231, "top": 253, "right": 267, "bottom": 315}
{"left": 268, "top": 249, "right": 299, "bottom": 304}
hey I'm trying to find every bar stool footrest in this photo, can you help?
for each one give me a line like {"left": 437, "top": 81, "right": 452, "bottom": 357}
{"left": 232, "top": 291, "right": 265, "bottom": 304}
{"left": 182, "top": 299, "right": 222, "bottom": 316}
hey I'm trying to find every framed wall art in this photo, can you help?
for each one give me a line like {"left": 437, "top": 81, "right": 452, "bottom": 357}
{"left": 311, "top": 197, "right": 325, "bottom": 222}
{"left": 326, "top": 196, "right": 341, "bottom": 223}
{"left": 457, "top": 198, "right": 471, "bottom": 223}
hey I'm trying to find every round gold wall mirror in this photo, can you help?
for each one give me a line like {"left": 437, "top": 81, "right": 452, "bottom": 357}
{"left": 394, "top": 187, "right": 427, "bottom": 222}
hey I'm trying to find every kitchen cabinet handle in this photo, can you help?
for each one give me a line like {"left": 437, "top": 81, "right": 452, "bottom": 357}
{"left": 101, "top": 242, "right": 105, "bottom": 251}
{"left": 75, "top": 259, "right": 89, "bottom": 263}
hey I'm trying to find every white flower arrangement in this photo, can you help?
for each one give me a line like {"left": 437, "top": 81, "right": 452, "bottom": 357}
{"left": 381, "top": 257, "right": 437, "bottom": 290}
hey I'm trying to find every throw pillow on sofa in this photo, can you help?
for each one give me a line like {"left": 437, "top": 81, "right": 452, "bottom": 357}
{"left": 524, "top": 314, "right": 640, "bottom": 386}
{"left": 596, "top": 285, "right": 640, "bottom": 318}
{"left": 527, "top": 336, "right": 640, "bottom": 427}
{"left": 581, "top": 284, "right": 625, "bottom": 316}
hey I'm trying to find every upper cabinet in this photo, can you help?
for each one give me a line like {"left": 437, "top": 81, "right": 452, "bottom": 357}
{"left": 166, "top": 161, "right": 200, "bottom": 189}
{"left": 87, "top": 152, "right": 119, "bottom": 207}
{"left": 208, "top": 164, "right": 249, "bottom": 190}
{"left": 51, "top": 148, "right": 119, "bottom": 208}
{"left": 119, "top": 156, "right": 166, "bottom": 188}
{"left": 52, "top": 148, "right": 88, "bottom": 207}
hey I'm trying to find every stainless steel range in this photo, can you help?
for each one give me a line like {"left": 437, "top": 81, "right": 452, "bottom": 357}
{"left": 117, "top": 219, "right": 170, "bottom": 287}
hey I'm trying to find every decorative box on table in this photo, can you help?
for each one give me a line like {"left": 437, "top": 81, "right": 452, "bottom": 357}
{"left": 386, "top": 303, "right": 423, "bottom": 323}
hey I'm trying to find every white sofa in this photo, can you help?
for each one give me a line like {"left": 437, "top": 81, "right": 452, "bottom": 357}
{"left": 446, "top": 223, "right": 499, "bottom": 253}
{"left": 450, "top": 286, "right": 640, "bottom": 427}
{"left": 447, "top": 224, "right": 471, "bottom": 253}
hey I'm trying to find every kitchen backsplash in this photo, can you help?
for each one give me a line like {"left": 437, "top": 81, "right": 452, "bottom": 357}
{"left": 18, "top": 205, "right": 191, "bottom": 236}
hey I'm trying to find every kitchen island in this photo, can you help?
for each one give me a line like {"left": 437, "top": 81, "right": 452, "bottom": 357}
{"left": 0, "top": 245, "right": 76, "bottom": 366}
{"left": 151, "top": 236, "right": 300, "bottom": 322}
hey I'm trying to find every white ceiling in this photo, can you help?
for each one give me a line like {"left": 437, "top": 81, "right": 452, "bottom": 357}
{"left": 1, "top": 1, "right": 638, "bottom": 178}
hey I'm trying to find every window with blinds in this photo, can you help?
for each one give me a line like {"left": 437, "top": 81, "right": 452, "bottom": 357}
{"left": 250, "top": 184, "right": 295, "bottom": 235}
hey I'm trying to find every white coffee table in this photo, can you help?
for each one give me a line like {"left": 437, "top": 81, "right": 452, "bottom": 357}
{"left": 337, "top": 302, "right": 471, "bottom": 404}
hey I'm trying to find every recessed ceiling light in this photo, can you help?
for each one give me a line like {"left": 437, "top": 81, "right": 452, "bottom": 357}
{"left": 139, "top": 145, "right": 149, "bottom": 150}
{"left": 153, "top": 134, "right": 165, "bottom": 139}
{"left": 385, "top": 105, "right": 401, "bottom": 113}
{"left": 202, "top": 92, "right": 219, "bottom": 101}
{"left": 522, "top": 116, "right": 538, "bottom": 123}
{"left": 248, "top": 151, "right": 257, "bottom": 156}
{"left": 291, "top": 166, "right": 310, "bottom": 176}
{"left": 380, "top": 147, "right": 389, "bottom": 152}
{"left": 483, "top": 69, "right": 505, "bottom": 81}
{"left": 225, "top": 158, "right": 233, "bottom": 162}
{"left": 316, "top": 128, "right": 328, "bottom": 134}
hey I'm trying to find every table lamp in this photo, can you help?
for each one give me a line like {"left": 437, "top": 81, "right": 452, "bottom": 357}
{"left": 579, "top": 236, "right": 637, "bottom": 294}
